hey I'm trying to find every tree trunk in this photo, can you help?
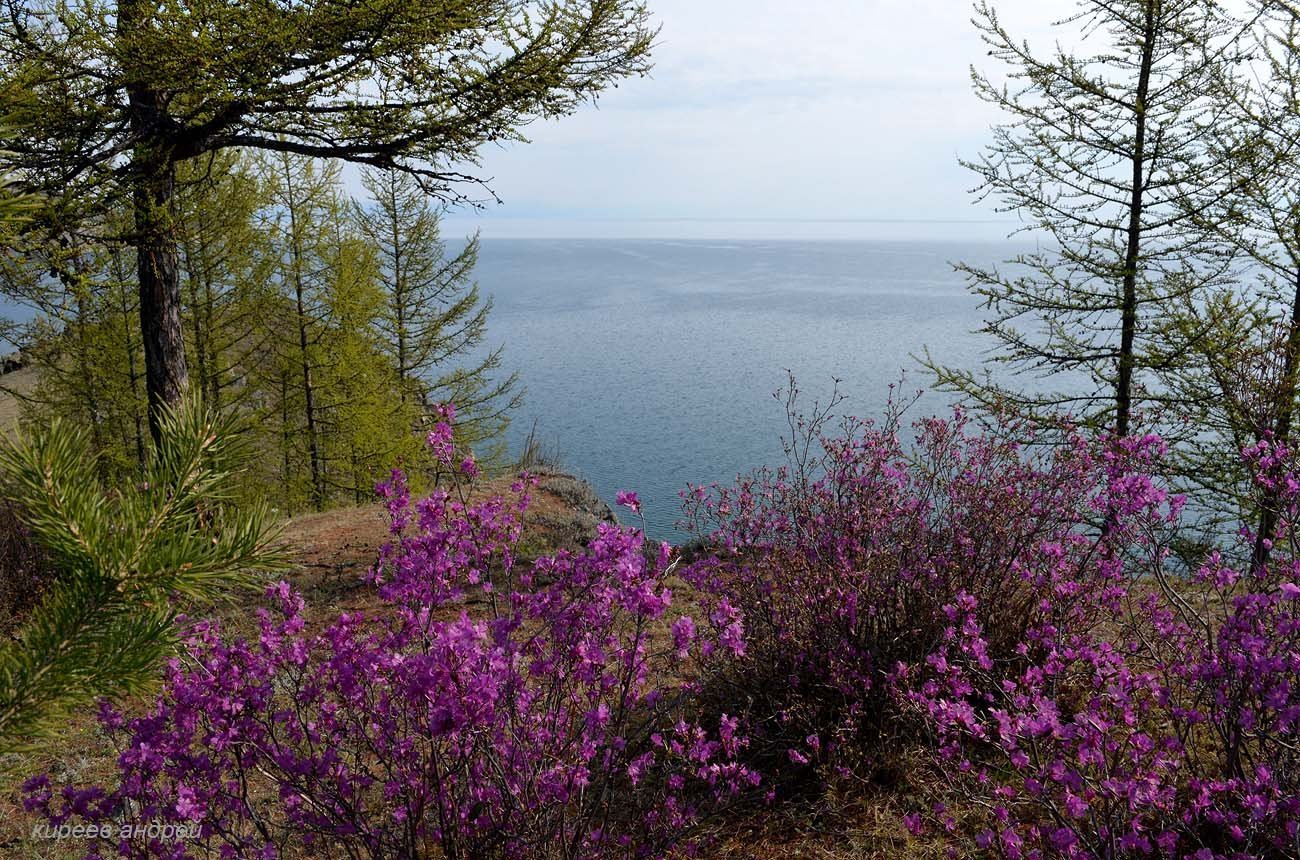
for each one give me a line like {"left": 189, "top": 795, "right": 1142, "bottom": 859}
{"left": 280, "top": 370, "right": 293, "bottom": 498}
{"left": 293, "top": 273, "right": 324, "bottom": 511}
{"left": 184, "top": 253, "right": 206, "bottom": 406}
{"left": 72, "top": 286, "right": 105, "bottom": 465}
{"left": 387, "top": 177, "right": 409, "bottom": 402}
{"left": 120, "top": 0, "right": 188, "bottom": 441}
{"left": 203, "top": 266, "right": 221, "bottom": 411}
{"left": 119, "top": 279, "right": 147, "bottom": 471}
{"left": 180, "top": 221, "right": 214, "bottom": 411}
{"left": 1116, "top": 4, "right": 1157, "bottom": 440}
{"left": 134, "top": 151, "right": 188, "bottom": 442}
{"left": 282, "top": 160, "right": 325, "bottom": 510}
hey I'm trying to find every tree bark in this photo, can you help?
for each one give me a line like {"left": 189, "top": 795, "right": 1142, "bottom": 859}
{"left": 134, "top": 151, "right": 188, "bottom": 443}
{"left": 121, "top": 0, "right": 189, "bottom": 442}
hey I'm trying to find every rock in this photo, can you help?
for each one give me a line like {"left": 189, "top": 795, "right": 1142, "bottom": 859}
{"left": 0, "top": 352, "right": 25, "bottom": 376}
{"left": 525, "top": 468, "right": 617, "bottom": 548}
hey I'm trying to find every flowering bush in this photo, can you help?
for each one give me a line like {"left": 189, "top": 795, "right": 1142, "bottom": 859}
{"left": 26, "top": 408, "right": 757, "bottom": 859}
{"left": 678, "top": 382, "right": 1149, "bottom": 793}
{"left": 681, "top": 381, "right": 1300, "bottom": 855}
{"left": 24, "top": 386, "right": 1300, "bottom": 859}
{"left": 905, "top": 436, "right": 1300, "bottom": 859}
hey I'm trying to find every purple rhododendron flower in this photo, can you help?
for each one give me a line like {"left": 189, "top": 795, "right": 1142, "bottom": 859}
{"left": 615, "top": 490, "right": 641, "bottom": 514}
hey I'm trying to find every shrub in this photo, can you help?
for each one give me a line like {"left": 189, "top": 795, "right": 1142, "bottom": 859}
{"left": 680, "top": 382, "right": 1300, "bottom": 855}
{"left": 27, "top": 407, "right": 757, "bottom": 859}
{"left": 678, "top": 381, "right": 1151, "bottom": 795}
{"left": 905, "top": 436, "right": 1300, "bottom": 859}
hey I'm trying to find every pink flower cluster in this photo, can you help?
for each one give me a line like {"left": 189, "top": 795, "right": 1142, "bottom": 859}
{"left": 679, "top": 401, "right": 1129, "bottom": 791}
{"left": 25, "top": 384, "right": 1300, "bottom": 858}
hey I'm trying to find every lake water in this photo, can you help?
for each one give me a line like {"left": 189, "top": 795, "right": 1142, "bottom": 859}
{"left": 472, "top": 239, "right": 1027, "bottom": 541}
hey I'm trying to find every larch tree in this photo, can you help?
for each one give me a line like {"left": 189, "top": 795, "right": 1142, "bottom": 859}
{"left": 0, "top": 0, "right": 655, "bottom": 439}
{"left": 314, "top": 231, "right": 426, "bottom": 503}
{"left": 175, "top": 153, "right": 275, "bottom": 413}
{"left": 930, "top": 0, "right": 1248, "bottom": 437}
{"left": 21, "top": 242, "right": 153, "bottom": 479}
{"left": 1162, "top": 1, "right": 1300, "bottom": 567}
{"left": 5, "top": 158, "right": 273, "bottom": 481}
{"left": 4, "top": 142, "right": 483, "bottom": 508}
{"left": 259, "top": 152, "right": 339, "bottom": 511}
{"left": 0, "top": 198, "right": 151, "bottom": 480}
{"left": 25, "top": 157, "right": 273, "bottom": 478}
{"left": 352, "top": 167, "right": 521, "bottom": 456}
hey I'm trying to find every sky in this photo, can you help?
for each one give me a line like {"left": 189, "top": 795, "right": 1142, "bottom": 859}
{"left": 440, "top": 0, "right": 1075, "bottom": 241}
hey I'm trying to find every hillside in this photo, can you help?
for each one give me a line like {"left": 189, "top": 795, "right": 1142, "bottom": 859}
{"left": 274, "top": 468, "right": 617, "bottom": 623}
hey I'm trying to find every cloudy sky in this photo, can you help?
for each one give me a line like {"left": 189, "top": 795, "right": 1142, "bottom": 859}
{"left": 442, "top": 0, "right": 1074, "bottom": 241}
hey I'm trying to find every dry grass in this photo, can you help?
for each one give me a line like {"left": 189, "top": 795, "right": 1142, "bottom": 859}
{"left": 693, "top": 746, "right": 975, "bottom": 860}
{"left": 0, "top": 366, "right": 36, "bottom": 432}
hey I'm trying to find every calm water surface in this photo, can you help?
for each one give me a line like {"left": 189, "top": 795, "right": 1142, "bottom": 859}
{"left": 472, "top": 239, "right": 1027, "bottom": 540}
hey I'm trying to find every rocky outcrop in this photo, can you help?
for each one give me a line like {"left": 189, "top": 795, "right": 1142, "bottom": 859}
{"left": 524, "top": 468, "right": 617, "bottom": 549}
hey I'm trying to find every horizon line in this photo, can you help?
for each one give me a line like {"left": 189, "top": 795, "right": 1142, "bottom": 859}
{"left": 444, "top": 214, "right": 1020, "bottom": 226}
